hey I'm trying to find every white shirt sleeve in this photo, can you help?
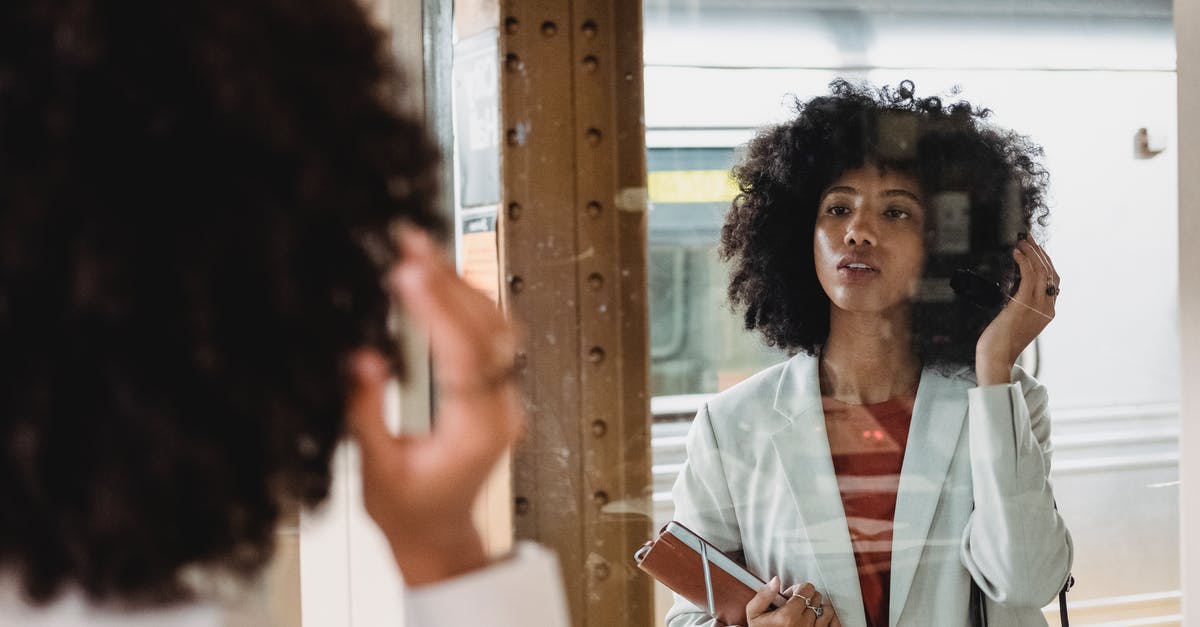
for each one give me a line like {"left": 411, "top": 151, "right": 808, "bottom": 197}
{"left": 403, "top": 542, "right": 570, "bottom": 627}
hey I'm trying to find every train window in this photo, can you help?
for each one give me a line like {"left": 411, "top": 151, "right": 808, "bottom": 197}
{"left": 648, "top": 148, "right": 789, "bottom": 400}
{"left": 644, "top": 1, "right": 1179, "bottom": 625}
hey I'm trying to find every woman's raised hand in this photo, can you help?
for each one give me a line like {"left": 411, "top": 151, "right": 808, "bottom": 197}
{"left": 975, "top": 236, "right": 1061, "bottom": 386}
{"left": 744, "top": 579, "right": 842, "bottom": 627}
{"left": 346, "top": 227, "right": 525, "bottom": 585}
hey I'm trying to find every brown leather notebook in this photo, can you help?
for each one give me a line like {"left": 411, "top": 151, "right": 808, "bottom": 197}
{"left": 634, "top": 521, "right": 788, "bottom": 626}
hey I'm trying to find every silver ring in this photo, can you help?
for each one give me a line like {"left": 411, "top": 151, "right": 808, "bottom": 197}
{"left": 791, "top": 593, "right": 811, "bottom": 604}
{"left": 806, "top": 604, "right": 824, "bottom": 617}
{"left": 1046, "top": 283, "right": 1060, "bottom": 297}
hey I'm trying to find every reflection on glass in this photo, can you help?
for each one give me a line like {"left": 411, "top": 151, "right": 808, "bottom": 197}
{"left": 644, "top": 2, "right": 1178, "bottom": 626}
{"left": 663, "top": 78, "right": 1072, "bottom": 627}
{"left": 649, "top": 147, "right": 786, "bottom": 397}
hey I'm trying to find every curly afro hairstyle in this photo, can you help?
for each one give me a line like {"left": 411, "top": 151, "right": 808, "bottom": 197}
{"left": 721, "top": 79, "right": 1051, "bottom": 371}
{"left": 0, "top": 0, "right": 443, "bottom": 606}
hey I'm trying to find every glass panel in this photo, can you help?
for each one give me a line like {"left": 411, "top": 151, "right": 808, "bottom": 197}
{"left": 644, "top": 2, "right": 1178, "bottom": 625}
{"left": 648, "top": 147, "right": 789, "bottom": 400}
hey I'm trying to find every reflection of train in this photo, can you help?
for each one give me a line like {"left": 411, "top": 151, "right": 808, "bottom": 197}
{"left": 646, "top": 147, "right": 782, "bottom": 396}
{"left": 642, "top": 2, "right": 1179, "bottom": 624}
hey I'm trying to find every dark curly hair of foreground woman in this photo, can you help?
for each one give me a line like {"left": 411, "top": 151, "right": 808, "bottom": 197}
{"left": 721, "top": 79, "right": 1051, "bottom": 370}
{"left": 0, "top": 0, "right": 442, "bottom": 605}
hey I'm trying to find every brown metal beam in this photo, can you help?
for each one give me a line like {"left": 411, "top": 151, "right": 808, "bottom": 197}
{"left": 498, "top": 1, "right": 654, "bottom": 625}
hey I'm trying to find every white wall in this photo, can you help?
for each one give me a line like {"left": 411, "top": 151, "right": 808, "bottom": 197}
{"left": 1175, "top": 0, "right": 1200, "bottom": 623}
{"left": 299, "top": 383, "right": 408, "bottom": 627}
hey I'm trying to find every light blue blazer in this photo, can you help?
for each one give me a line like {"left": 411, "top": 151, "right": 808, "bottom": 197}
{"left": 666, "top": 354, "right": 1073, "bottom": 627}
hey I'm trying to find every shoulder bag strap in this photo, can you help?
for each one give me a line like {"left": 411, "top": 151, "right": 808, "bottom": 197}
{"left": 969, "top": 579, "right": 987, "bottom": 627}
{"left": 970, "top": 577, "right": 1072, "bottom": 627}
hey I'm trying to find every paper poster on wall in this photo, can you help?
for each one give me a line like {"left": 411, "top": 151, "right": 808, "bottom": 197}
{"left": 460, "top": 211, "right": 499, "bottom": 303}
{"left": 453, "top": 29, "right": 500, "bottom": 207}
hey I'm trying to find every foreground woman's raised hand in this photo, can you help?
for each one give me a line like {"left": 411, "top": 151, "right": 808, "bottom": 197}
{"left": 346, "top": 228, "right": 525, "bottom": 585}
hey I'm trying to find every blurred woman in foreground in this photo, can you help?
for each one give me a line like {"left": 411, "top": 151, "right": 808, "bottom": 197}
{"left": 0, "top": 0, "right": 566, "bottom": 624}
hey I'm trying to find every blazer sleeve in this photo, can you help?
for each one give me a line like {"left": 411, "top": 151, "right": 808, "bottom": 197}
{"left": 404, "top": 542, "right": 570, "bottom": 626}
{"left": 959, "top": 366, "right": 1074, "bottom": 608}
{"left": 664, "top": 403, "right": 741, "bottom": 627}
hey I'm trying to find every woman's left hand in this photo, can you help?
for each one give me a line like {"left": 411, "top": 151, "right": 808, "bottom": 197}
{"left": 975, "top": 236, "right": 1060, "bottom": 386}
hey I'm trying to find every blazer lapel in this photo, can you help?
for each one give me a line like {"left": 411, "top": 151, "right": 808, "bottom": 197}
{"left": 770, "top": 356, "right": 868, "bottom": 627}
{"left": 888, "top": 369, "right": 970, "bottom": 627}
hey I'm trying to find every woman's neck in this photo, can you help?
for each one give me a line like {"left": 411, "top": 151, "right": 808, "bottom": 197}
{"left": 819, "top": 306, "right": 922, "bottom": 405}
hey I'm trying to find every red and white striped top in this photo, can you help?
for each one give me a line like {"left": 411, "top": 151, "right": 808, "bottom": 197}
{"left": 823, "top": 393, "right": 916, "bottom": 627}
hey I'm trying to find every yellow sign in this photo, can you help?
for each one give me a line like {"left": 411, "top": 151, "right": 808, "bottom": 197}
{"left": 647, "top": 170, "right": 740, "bottom": 204}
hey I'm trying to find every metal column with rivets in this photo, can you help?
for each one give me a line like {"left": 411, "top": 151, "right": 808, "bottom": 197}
{"left": 498, "top": 1, "right": 653, "bottom": 625}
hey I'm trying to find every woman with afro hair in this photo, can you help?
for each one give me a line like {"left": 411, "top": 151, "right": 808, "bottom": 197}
{"left": 666, "top": 80, "right": 1073, "bottom": 627}
{"left": 0, "top": 0, "right": 567, "bottom": 625}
